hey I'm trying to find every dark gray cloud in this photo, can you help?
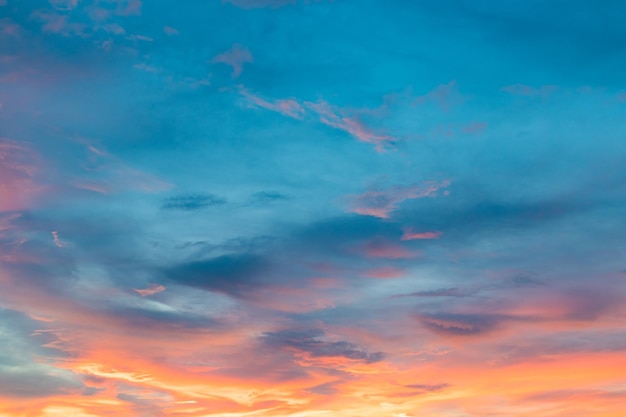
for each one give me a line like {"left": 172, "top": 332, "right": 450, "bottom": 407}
{"left": 164, "top": 253, "right": 270, "bottom": 298}
{"left": 261, "top": 328, "right": 385, "bottom": 364}
{"left": 247, "top": 191, "right": 291, "bottom": 205}
{"left": 161, "top": 193, "right": 226, "bottom": 210}
{"left": 405, "top": 383, "right": 450, "bottom": 392}
{"left": 396, "top": 288, "right": 472, "bottom": 298}
{"left": 417, "top": 312, "right": 513, "bottom": 336}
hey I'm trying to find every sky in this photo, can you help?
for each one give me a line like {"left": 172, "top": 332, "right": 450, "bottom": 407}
{"left": 1, "top": 1, "right": 626, "bottom": 416}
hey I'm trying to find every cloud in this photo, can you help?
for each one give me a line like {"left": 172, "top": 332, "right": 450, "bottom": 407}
{"left": 213, "top": 44, "right": 253, "bottom": 78}
{"left": 358, "top": 238, "right": 416, "bottom": 259}
{"left": 31, "top": 10, "right": 87, "bottom": 37}
{"left": 239, "top": 88, "right": 397, "bottom": 150}
{"left": 0, "top": 139, "right": 43, "bottom": 212}
{"left": 163, "top": 25, "right": 179, "bottom": 36}
{"left": 0, "top": 308, "right": 84, "bottom": 399}
{"left": 49, "top": 0, "right": 79, "bottom": 11}
{"left": 164, "top": 254, "right": 269, "bottom": 298}
{"left": 247, "top": 191, "right": 290, "bottom": 205}
{"left": 239, "top": 86, "right": 306, "bottom": 119}
{"left": 413, "top": 81, "right": 463, "bottom": 111}
{"left": 401, "top": 229, "right": 443, "bottom": 240}
{"left": 51, "top": 231, "right": 66, "bottom": 248}
{"left": 133, "top": 284, "right": 166, "bottom": 297}
{"left": 362, "top": 266, "right": 405, "bottom": 279}
{"left": 161, "top": 193, "right": 226, "bottom": 210}
{"left": 417, "top": 312, "right": 513, "bottom": 336}
{"left": 0, "top": 18, "right": 20, "bottom": 37}
{"left": 347, "top": 180, "right": 450, "bottom": 219}
{"left": 398, "top": 288, "right": 471, "bottom": 298}
{"left": 305, "top": 101, "right": 397, "bottom": 152}
{"left": 262, "top": 328, "right": 385, "bottom": 365}
{"left": 405, "top": 383, "right": 450, "bottom": 392}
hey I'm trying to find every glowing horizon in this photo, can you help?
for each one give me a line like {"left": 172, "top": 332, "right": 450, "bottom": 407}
{"left": 1, "top": 1, "right": 626, "bottom": 416}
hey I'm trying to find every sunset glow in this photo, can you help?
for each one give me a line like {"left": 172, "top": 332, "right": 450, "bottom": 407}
{"left": 1, "top": 1, "right": 626, "bottom": 416}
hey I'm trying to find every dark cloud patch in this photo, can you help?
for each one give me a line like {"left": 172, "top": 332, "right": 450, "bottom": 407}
{"left": 405, "top": 383, "right": 450, "bottom": 392}
{"left": 511, "top": 274, "right": 546, "bottom": 287}
{"left": 396, "top": 287, "right": 471, "bottom": 298}
{"left": 247, "top": 191, "right": 290, "bottom": 205}
{"left": 305, "top": 381, "right": 340, "bottom": 396}
{"left": 418, "top": 312, "right": 511, "bottom": 336}
{"left": 164, "top": 254, "right": 270, "bottom": 298}
{"left": 161, "top": 193, "right": 226, "bottom": 210}
{"left": 176, "top": 235, "right": 277, "bottom": 258}
{"left": 558, "top": 287, "right": 624, "bottom": 322}
{"left": 262, "top": 328, "right": 385, "bottom": 364}
{"left": 397, "top": 191, "right": 587, "bottom": 242}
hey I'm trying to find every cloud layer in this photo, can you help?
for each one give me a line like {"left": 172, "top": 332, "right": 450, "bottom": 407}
{"left": 1, "top": 1, "right": 626, "bottom": 417}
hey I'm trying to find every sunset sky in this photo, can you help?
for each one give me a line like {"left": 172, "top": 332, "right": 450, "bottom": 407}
{"left": 2, "top": 1, "right": 626, "bottom": 416}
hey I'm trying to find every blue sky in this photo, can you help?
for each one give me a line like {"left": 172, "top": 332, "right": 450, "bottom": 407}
{"left": 1, "top": 1, "right": 626, "bottom": 416}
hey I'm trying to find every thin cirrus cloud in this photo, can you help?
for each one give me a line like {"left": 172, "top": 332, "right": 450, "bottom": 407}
{"left": 2, "top": 1, "right": 626, "bottom": 416}
{"left": 239, "top": 87, "right": 396, "bottom": 151}
{"left": 347, "top": 180, "right": 451, "bottom": 219}
{"left": 212, "top": 44, "right": 253, "bottom": 78}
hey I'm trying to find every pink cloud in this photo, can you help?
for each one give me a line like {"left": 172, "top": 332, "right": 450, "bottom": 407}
{"left": 134, "top": 284, "right": 166, "bottom": 297}
{"left": 360, "top": 239, "right": 417, "bottom": 259}
{"left": 120, "top": 0, "right": 142, "bottom": 16}
{"left": 414, "top": 81, "right": 464, "bottom": 111}
{"left": 85, "top": 0, "right": 142, "bottom": 23}
{"left": 49, "top": 0, "right": 79, "bottom": 11}
{"left": 51, "top": 231, "right": 67, "bottom": 248}
{"left": 363, "top": 266, "right": 405, "bottom": 279}
{"left": 213, "top": 44, "right": 253, "bottom": 78}
{"left": 31, "top": 10, "right": 87, "bottom": 36}
{"left": 239, "top": 89, "right": 396, "bottom": 151}
{"left": 0, "top": 139, "right": 44, "bottom": 212}
{"left": 305, "top": 101, "right": 396, "bottom": 152}
{"left": 66, "top": 140, "right": 171, "bottom": 194}
{"left": 461, "top": 122, "right": 488, "bottom": 135}
{"left": 401, "top": 229, "right": 443, "bottom": 241}
{"left": 240, "top": 86, "right": 306, "bottom": 119}
{"left": 348, "top": 180, "right": 451, "bottom": 219}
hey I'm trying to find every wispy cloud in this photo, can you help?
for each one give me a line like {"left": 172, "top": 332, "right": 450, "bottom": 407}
{"left": 347, "top": 180, "right": 450, "bottom": 219}
{"left": 305, "top": 100, "right": 396, "bottom": 151}
{"left": 134, "top": 284, "right": 166, "bottom": 297}
{"left": 213, "top": 44, "right": 253, "bottom": 78}
{"left": 401, "top": 229, "right": 443, "bottom": 240}
{"left": 239, "top": 88, "right": 397, "bottom": 151}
